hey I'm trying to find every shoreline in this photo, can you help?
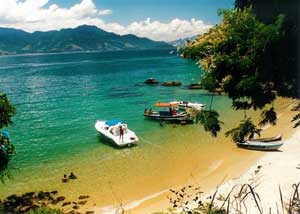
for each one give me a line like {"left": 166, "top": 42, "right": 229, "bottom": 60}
{"left": 94, "top": 98, "right": 298, "bottom": 214}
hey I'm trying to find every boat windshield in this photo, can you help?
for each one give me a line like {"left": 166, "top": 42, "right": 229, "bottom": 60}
{"left": 105, "top": 120, "right": 123, "bottom": 126}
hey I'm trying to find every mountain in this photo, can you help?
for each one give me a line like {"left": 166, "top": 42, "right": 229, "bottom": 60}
{"left": 169, "top": 35, "right": 198, "bottom": 48}
{"left": 0, "top": 25, "right": 174, "bottom": 55}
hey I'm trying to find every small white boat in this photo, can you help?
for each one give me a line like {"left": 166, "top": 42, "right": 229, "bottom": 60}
{"left": 95, "top": 120, "right": 138, "bottom": 147}
{"left": 177, "top": 101, "right": 204, "bottom": 111}
{"left": 236, "top": 140, "right": 283, "bottom": 151}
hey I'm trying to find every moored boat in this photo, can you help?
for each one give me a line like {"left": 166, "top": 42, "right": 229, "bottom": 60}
{"left": 144, "top": 102, "right": 192, "bottom": 123}
{"left": 95, "top": 120, "right": 138, "bottom": 147}
{"left": 236, "top": 140, "right": 283, "bottom": 151}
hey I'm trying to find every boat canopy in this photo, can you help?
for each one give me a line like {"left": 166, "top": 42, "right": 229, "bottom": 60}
{"left": 155, "top": 102, "right": 178, "bottom": 107}
{"left": 105, "top": 120, "right": 122, "bottom": 126}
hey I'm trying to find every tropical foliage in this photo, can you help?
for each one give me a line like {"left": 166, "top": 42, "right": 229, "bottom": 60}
{"left": 225, "top": 118, "right": 262, "bottom": 143}
{"left": 0, "top": 93, "right": 16, "bottom": 182}
{"left": 196, "top": 110, "right": 222, "bottom": 137}
{"left": 183, "top": 6, "right": 298, "bottom": 142}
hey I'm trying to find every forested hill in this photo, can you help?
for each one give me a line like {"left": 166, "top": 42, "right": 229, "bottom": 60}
{"left": 0, "top": 25, "right": 174, "bottom": 55}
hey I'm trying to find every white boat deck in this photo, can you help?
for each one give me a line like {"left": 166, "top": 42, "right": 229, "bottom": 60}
{"left": 95, "top": 120, "right": 138, "bottom": 147}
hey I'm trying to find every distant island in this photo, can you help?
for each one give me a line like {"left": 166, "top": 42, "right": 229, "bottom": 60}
{"left": 0, "top": 25, "right": 174, "bottom": 55}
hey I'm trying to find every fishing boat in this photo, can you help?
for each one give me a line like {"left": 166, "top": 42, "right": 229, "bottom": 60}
{"left": 236, "top": 140, "right": 283, "bottom": 151}
{"left": 249, "top": 134, "right": 282, "bottom": 142}
{"left": 95, "top": 120, "right": 138, "bottom": 147}
{"left": 177, "top": 101, "right": 204, "bottom": 111}
{"left": 144, "top": 102, "right": 191, "bottom": 122}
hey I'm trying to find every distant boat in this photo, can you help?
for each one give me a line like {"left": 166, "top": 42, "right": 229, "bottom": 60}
{"left": 236, "top": 140, "right": 283, "bottom": 151}
{"left": 95, "top": 120, "right": 138, "bottom": 147}
{"left": 249, "top": 134, "right": 282, "bottom": 142}
{"left": 144, "top": 78, "right": 159, "bottom": 85}
{"left": 161, "top": 81, "right": 182, "bottom": 86}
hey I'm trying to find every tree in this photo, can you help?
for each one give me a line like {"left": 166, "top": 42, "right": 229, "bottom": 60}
{"left": 183, "top": 8, "right": 286, "bottom": 142}
{"left": 0, "top": 93, "right": 16, "bottom": 182}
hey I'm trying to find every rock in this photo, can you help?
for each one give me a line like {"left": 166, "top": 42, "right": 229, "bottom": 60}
{"left": 62, "top": 201, "right": 71, "bottom": 206}
{"left": 37, "top": 191, "right": 47, "bottom": 200}
{"left": 187, "top": 83, "right": 202, "bottom": 89}
{"left": 51, "top": 190, "right": 58, "bottom": 195}
{"left": 78, "top": 195, "right": 89, "bottom": 200}
{"left": 144, "top": 78, "right": 159, "bottom": 85}
{"left": 51, "top": 200, "right": 58, "bottom": 205}
{"left": 78, "top": 200, "right": 87, "bottom": 205}
{"left": 56, "top": 196, "right": 66, "bottom": 202}
{"left": 22, "top": 192, "right": 35, "bottom": 198}
{"left": 25, "top": 204, "right": 39, "bottom": 212}
{"left": 161, "top": 81, "right": 182, "bottom": 86}
{"left": 72, "top": 205, "right": 80, "bottom": 210}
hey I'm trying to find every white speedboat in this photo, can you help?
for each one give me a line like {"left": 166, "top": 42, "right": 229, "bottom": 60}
{"left": 177, "top": 101, "right": 204, "bottom": 111}
{"left": 95, "top": 120, "right": 138, "bottom": 147}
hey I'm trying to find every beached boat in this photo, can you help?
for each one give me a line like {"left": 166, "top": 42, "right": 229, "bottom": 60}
{"left": 236, "top": 140, "right": 283, "bottom": 151}
{"left": 177, "top": 101, "right": 204, "bottom": 111}
{"left": 144, "top": 78, "right": 159, "bottom": 84}
{"left": 249, "top": 134, "right": 282, "bottom": 142}
{"left": 95, "top": 120, "right": 138, "bottom": 147}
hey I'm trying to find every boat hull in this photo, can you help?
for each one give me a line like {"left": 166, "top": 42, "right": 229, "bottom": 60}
{"left": 95, "top": 121, "right": 138, "bottom": 147}
{"left": 144, "top": 113, "right": 193, "bottom": 124}
{"left": 236, "top": 141, "right": 283, "bottom": 151}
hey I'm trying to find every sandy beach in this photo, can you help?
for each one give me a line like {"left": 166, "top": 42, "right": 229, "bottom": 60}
{"left": 206, "top": 128, "right": 300, "bottom": 214}
{"left": 91, "top": 98, "right": 299, "bottom": 214}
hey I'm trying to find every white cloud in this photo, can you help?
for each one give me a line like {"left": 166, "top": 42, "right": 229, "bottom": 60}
{"left": 0, "top": 0, "right": 211, "bottom": 41}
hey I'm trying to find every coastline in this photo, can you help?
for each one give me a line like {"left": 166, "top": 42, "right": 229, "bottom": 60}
{"left": 95, "top": 97, "right": 298, "bottom": 214}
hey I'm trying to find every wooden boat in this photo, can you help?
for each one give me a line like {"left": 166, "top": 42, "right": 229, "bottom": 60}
{"left": 144, "top": 102, "right": 191, "bottom": 122}
{"left": 144, "top": 78, "right": 159, "bottom": 84}
{"left": 144, "top": 110, "right": 188, "bottom": 121}
{"left": 249, "top": 134, "right": 282, "bottom": 142}
{"left": 161, "top": 81, "right": 182, "bottom": 86}
{"left": 236, "top": 140, "right": 283, "bottom": 151}
{"left": 95, "top": 120, "right": 138, "bottom": 147}
{"left": 187, "top": 83, "right": 203, "bottom": 89}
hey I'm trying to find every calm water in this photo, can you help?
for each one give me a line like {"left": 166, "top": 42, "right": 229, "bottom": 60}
{"left": 0, "top": 50, "right": 253, "bottom": 209}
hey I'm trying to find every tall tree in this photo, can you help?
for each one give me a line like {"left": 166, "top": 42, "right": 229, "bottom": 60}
{"left": 183, "top": 8, "right": 286, "bottom": 142}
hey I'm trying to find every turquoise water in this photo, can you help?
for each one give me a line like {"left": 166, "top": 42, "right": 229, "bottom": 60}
{"left": 0, "top": 50, "right": 206, "bottom": 168}
{"left": 0, "top": 50, "right": 245, "bottom": 208}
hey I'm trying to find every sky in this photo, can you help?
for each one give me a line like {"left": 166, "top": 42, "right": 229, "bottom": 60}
{"left": 0, "top": 0, "right": 234, "bottom": 41}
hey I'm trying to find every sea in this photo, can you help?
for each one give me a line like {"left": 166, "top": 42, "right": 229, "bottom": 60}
{"left": 0, "top": 50, "right": 258, "bottom": 211}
